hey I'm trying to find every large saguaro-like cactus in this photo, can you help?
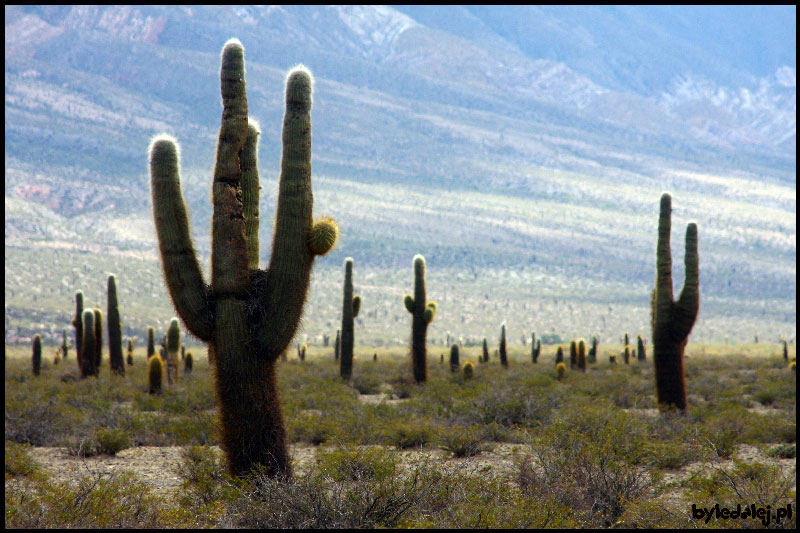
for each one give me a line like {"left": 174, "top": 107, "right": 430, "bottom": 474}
{"left": 72, "top": 291, "right": 84, "bottom": 369}
{"left": 339, "top": 257, "right": 361, "bottom": 380}
{"left": 404, "top": 255, "right": 436, "bottom": 383}
{"left": 80, "top": 309, "right": 97, "bottom": 378}
{"left": 107, "top": 275, "right": 125, "bottom": 376}
{"left": 150, "top": 40, "right": 336, "bottom": 478}
{"left": 652, "top": 193, "right": 699, "bottom": 411}
{"left": 166, "top": 318, "right": 180, "bottom": 385}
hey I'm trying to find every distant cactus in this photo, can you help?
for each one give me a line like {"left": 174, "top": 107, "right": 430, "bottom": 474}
{"left": 53, "top": 350, "right": 60, "bottom": 365}
{"left": 569, "top": 340, "right": 577, "bottom": 368}
{"left": 624, "top": 332, "right": 630, "bottom": 347}
{"left": 555, "top": 345, "right": 564, "bottom": 365}
{"left": 499, "top": 324, "right": 508, "bottom": 368}
{"left": 72, "top": 291, "right": 84, "bottom": 370}
{"left": 482, "top": 337, "right": 489, "bottom": 363}
{"left": 334, "top": 329, "right": 340, "bottom": 361}
{"left": 652, "top": 193, "right": 699, "bottom": 411}
{"left": 463, "top": 360, "right": 474, "bottom": 379}
{"left": 531, "top": 332, "right": 541, "bottom": 363}
{"left": 340, "top": 257, "right": 360, "bottom": 379}
{"left": 107, "top": 275, "right": 125, "bottom": 376}
{"left": 166, "top": 318, "right": 180, "bottom": 385}
{"left": 440, "top": 353, "right": 444, "bottom": 363}
{"left": 609, "top": 354, "right": 617, "bottom": 364}
{"left": 80, "top": 309, "right": 97, "bottom": 378}
{"left": 181, "top": 344, "right": 185, "bottom": 361}
{"left": 93, "top": 308, "right": 103, "bottom": 371}
{"left": 147, "top": 326, "right": 155, "bottom": 359}
{"left": 783, "top": 340, "right": 788, "bottom": 362}
{"left": 449, "top": 344, "right": 460, "bottom": 372}
{"left": 623, "top": 344, "right": 631, "bottom": 364}
{"left": 148, "top": 354, "right": 164, "bottom": 394}
{"left": 61, "top": 329, "right": 69, "bottom": 360}
{"left": 185, "top": 351, "right": 193, "bottom": 374}
{"left": 373, "top": 353, "right": 377, "bottom": 362}
{"left": 588, "top": 336, "right": 597, "bottom": 363}
{"left": 127, "top": 338, "right": 134, "bottom": 366}
{"left": 637, "top": 335, "right": 646, "bottom": 362}
{"left": 32, "top": 335, "right": 42, "bottom": 375}
{"left": 404, "top": 255, "right": 436, "bottom": 383}
{"left": 556, "top": 362, "right": 566, "bottom": 380}
{"left": 299, "top": 343, "right": 307, "bottom": 361}
{"left": 577, "top": 339, "right": 586, "bottom": 372}
{"left": 149, "top": 41, "right": 337, "bottom": 477}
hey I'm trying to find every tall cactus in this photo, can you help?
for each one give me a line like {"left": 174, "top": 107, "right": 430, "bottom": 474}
{"left": 339, "top": 257, "right": 361, "bottom": 380}
{"left": 588, "top": 336, "right": 598, "bottom": 363}
{"left": 32, "top": 335, "right": 42, "bottom": 376}
{"left": 147, "top": 327, "right": 155, "bottom": 359}
{"left": 499, "top": 323, "right": 508, "bottom": 368}
{"left": 637, "top": 335, "right": 646, "bottom": 362}
{"left": 334, "top": 329, "right": 340, "bottom": 361}
{"left": 72, "top": 291, "right": 84, "bottom": 370}
{"left": 482, "top": 337, "right": 489, "bottom": 363}
{"left": 404, "top": 255, "right": 436, "bottom": 383}
{"left": 127, "top": 338, "right": 134, "bottom": 365}
{"left": 555, "top": 345, "right": 564, "bottom": 365}
{"left": 149, "top": 40, "right": 336, "bottom": 477}
{"left": 449, "top": 343, "right": 460, "bottom": 372}
{"left": 61, "top": 329, "right": 69, "bottom": 361}
{"left": 577, "top": 339, "right": 587, "bottom": 372}
{"left": 569, "top": 339, "right": 577, "bottom": 368}
{"left": 80, "top": 309, "right": 97, "bottom": 378}
{"left": 652, "top": 193, "right": 699, "bottom": 411}
{"left": 166, "top": 318, "right": 180, "bottom": 385}
{"left": 93, "top": 308, "right": 103, "bottom": 372}
{"left": 107, "top": 275, "right": 124, "bottom": 376}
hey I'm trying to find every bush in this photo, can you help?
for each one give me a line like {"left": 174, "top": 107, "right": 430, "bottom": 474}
{"left": 95, "top": 428, "right": 131, "bottom": 455}
{"left": 438, "top": 425, "right": 490, "bottom": 458}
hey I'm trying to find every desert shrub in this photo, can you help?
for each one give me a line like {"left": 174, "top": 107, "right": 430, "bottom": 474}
{"left": 5, "top": 440, "right": 44, "bottom": 480}
{"left": 95, "top": 428, "right": 131, "bottom": 455}
{"left": 350, "top": 373, "right": 383, "bottom": 395}
{"left": 176, "top": 446, "right": 229, "bottom": 505}
{"left": 383, "top": 420, "right": 438, "bottom": 449}
{"left": 315, "top": 445, "right": 398, "bottom": 482}
{"left": 766, "top": 443, "right": 796, "bottom": 459}
{"left": 438, "top": 425, "right": 490, "bottom": 458}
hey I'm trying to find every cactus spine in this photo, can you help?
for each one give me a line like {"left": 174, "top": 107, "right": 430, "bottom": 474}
{"left": 107, "top": 275, "right": 125, "bottom": 376}
{"left": 652, "top": 193, "right": 699, "bottom": 411}
{"left": 149, "top": 41, "right": 336, "bottom": 477}
{"left": 32, "top": 335, "right": 42, "bottom": 375}
{"left": 72, "top": 291, "right": 83, "bottom": 370}
{"left": 80, "top": 309, "right": 97, "bottom": 378}
{"left": 499, "top": 323, "right": 508, "bottom": 368}
{"left": 166, "top": 318, "right": 180, "bottom": 385}
{"left": 449, "top": 343, "right": 460, "bottom": 372}
{"left": 339, "top": 257, "right": 360, "bottom": 379}
{"left": 404, "top": 255, "right": 436, "bottom": 383}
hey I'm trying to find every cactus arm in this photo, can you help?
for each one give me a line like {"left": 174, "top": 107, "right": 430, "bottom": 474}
{"left": 654, "top": 193, "right": 675, "bottom": 340}
{"left": 352, "top": 295, "right": 361, "bottom": 318}
{"left": 257, "top": 66, "right": 330, "bottom": 358}
{"left": 150, "top": 137, "right": 215, "bottom": 341}
{"left": 211, "top": 40, "right": 250, "bottom": 298}
{"left": 404, "top": 295, "right": 414, "bottom": 313}
{"left": 674, "top": 222, "right": 699, "bottom": 340}
{"left": 241, "top": 121, "right": 261, "bottom": 270}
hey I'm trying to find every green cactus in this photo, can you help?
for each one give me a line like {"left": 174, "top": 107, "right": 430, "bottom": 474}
{"left": 555, "top": 345, "right": 564, "bottom": 366}
{"left": 339, "top": 257, "right": 360, "bottom": 379}
{"left": 149, "top": 40, "right": 336, "bottom": 478}
{"left": 652, "top": 193, "right": 699, "bottom": 411}
{"left": 334, "top": 329, "right": 340, "bottom": 361}
{"left": 148, "top": 353, "right": 164, "bottom": 395}
{"left": 107, "top": 275, "right": 125, "bottom": 376}
{"left": 127, "top": 338, "right": 134, "bottom": 366}
{"left": 449, "top": 343, "right": 460, "bottom": 372}
{"left": 624, "top": 332, "right": 630, "bottom": 347}
{"left": 93, "top": 308, "right": 103, "bottom": 371}
{"left": 298, "top": 343, "right": 307, "bottom": 361}
{"left": 482, "top": 337, "right": 489, "bottom": 363}
{"left": 185, "top": 351, "right": 193, "bottom": 374}
{"left": 166, "top": 318, "right": 180, "bottom": 385}
{"left": 80, "top": 309, "right": 97, "bottom": 378}
{"left": 147, "top": 327, "right": 155, "bottom": 359}
{"left": 783, "top": 340, "right": 788, "bottom": 362}
{"left": 556, "top": 361, "right": 566, "bottom": 380}
{"left": 637, "top": 335, "right": 646, "bottom": 362}
{"left": 61, "top": 329, "right": 69, "bottom": 361}
{"left": 577, "top": 339, "right": 586, "bottom": 372}
{"left": 531, "top": 332, "right": 539, "bottom": 363}
{"left": 404, "top": 255, "right": 436, "bottom": 383}
{"left": 609, "top": 353, "right": 617, "bottom": 364}
{"left": 463, "top": 360, "right": 474, "bottom": 379}
{"left": 72, "top": 291, "right": 84, "bottom": 370}
{"left": 569, "top": 339, "right": 577, "bottom": 368}
{"left": 32, "top": 334, "right": 42, "bottom": 376}
{"left": 499, "top": 324, "right": 508, "bottom": 368}
{"left": 623, "top": 344, "right": 631, "bottom": 365}
{"left": 588, "top": 336, "right": 598, "bottom": 363}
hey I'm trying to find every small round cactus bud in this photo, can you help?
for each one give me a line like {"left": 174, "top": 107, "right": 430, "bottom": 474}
{"left": 424, "top": 301, "right": 436, "bottom": 323}
{"left": 308, "top": 217, "right": 338, "bottom": 256}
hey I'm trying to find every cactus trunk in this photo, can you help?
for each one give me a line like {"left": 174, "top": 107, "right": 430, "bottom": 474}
{"left": 499, "top": 324, "right": 508, "bottom": 368}
{"left": 340, "top": 258, "right": 359, "bottom": 379}
{"left": 405, "top": 255, "right": 435, "bottom": 383}
{"left": 166, "top": 318, "right": 180, "bottom": 385}
{"left": 107, "top": 275, "right": 125, "bottom": 376}
{"left": 72, "top": 291, "right": 83, "bottom": 371}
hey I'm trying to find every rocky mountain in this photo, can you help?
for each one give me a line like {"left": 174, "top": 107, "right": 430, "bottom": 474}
{"left": 4, "top": 5, "right": 796, "bottom": 343}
